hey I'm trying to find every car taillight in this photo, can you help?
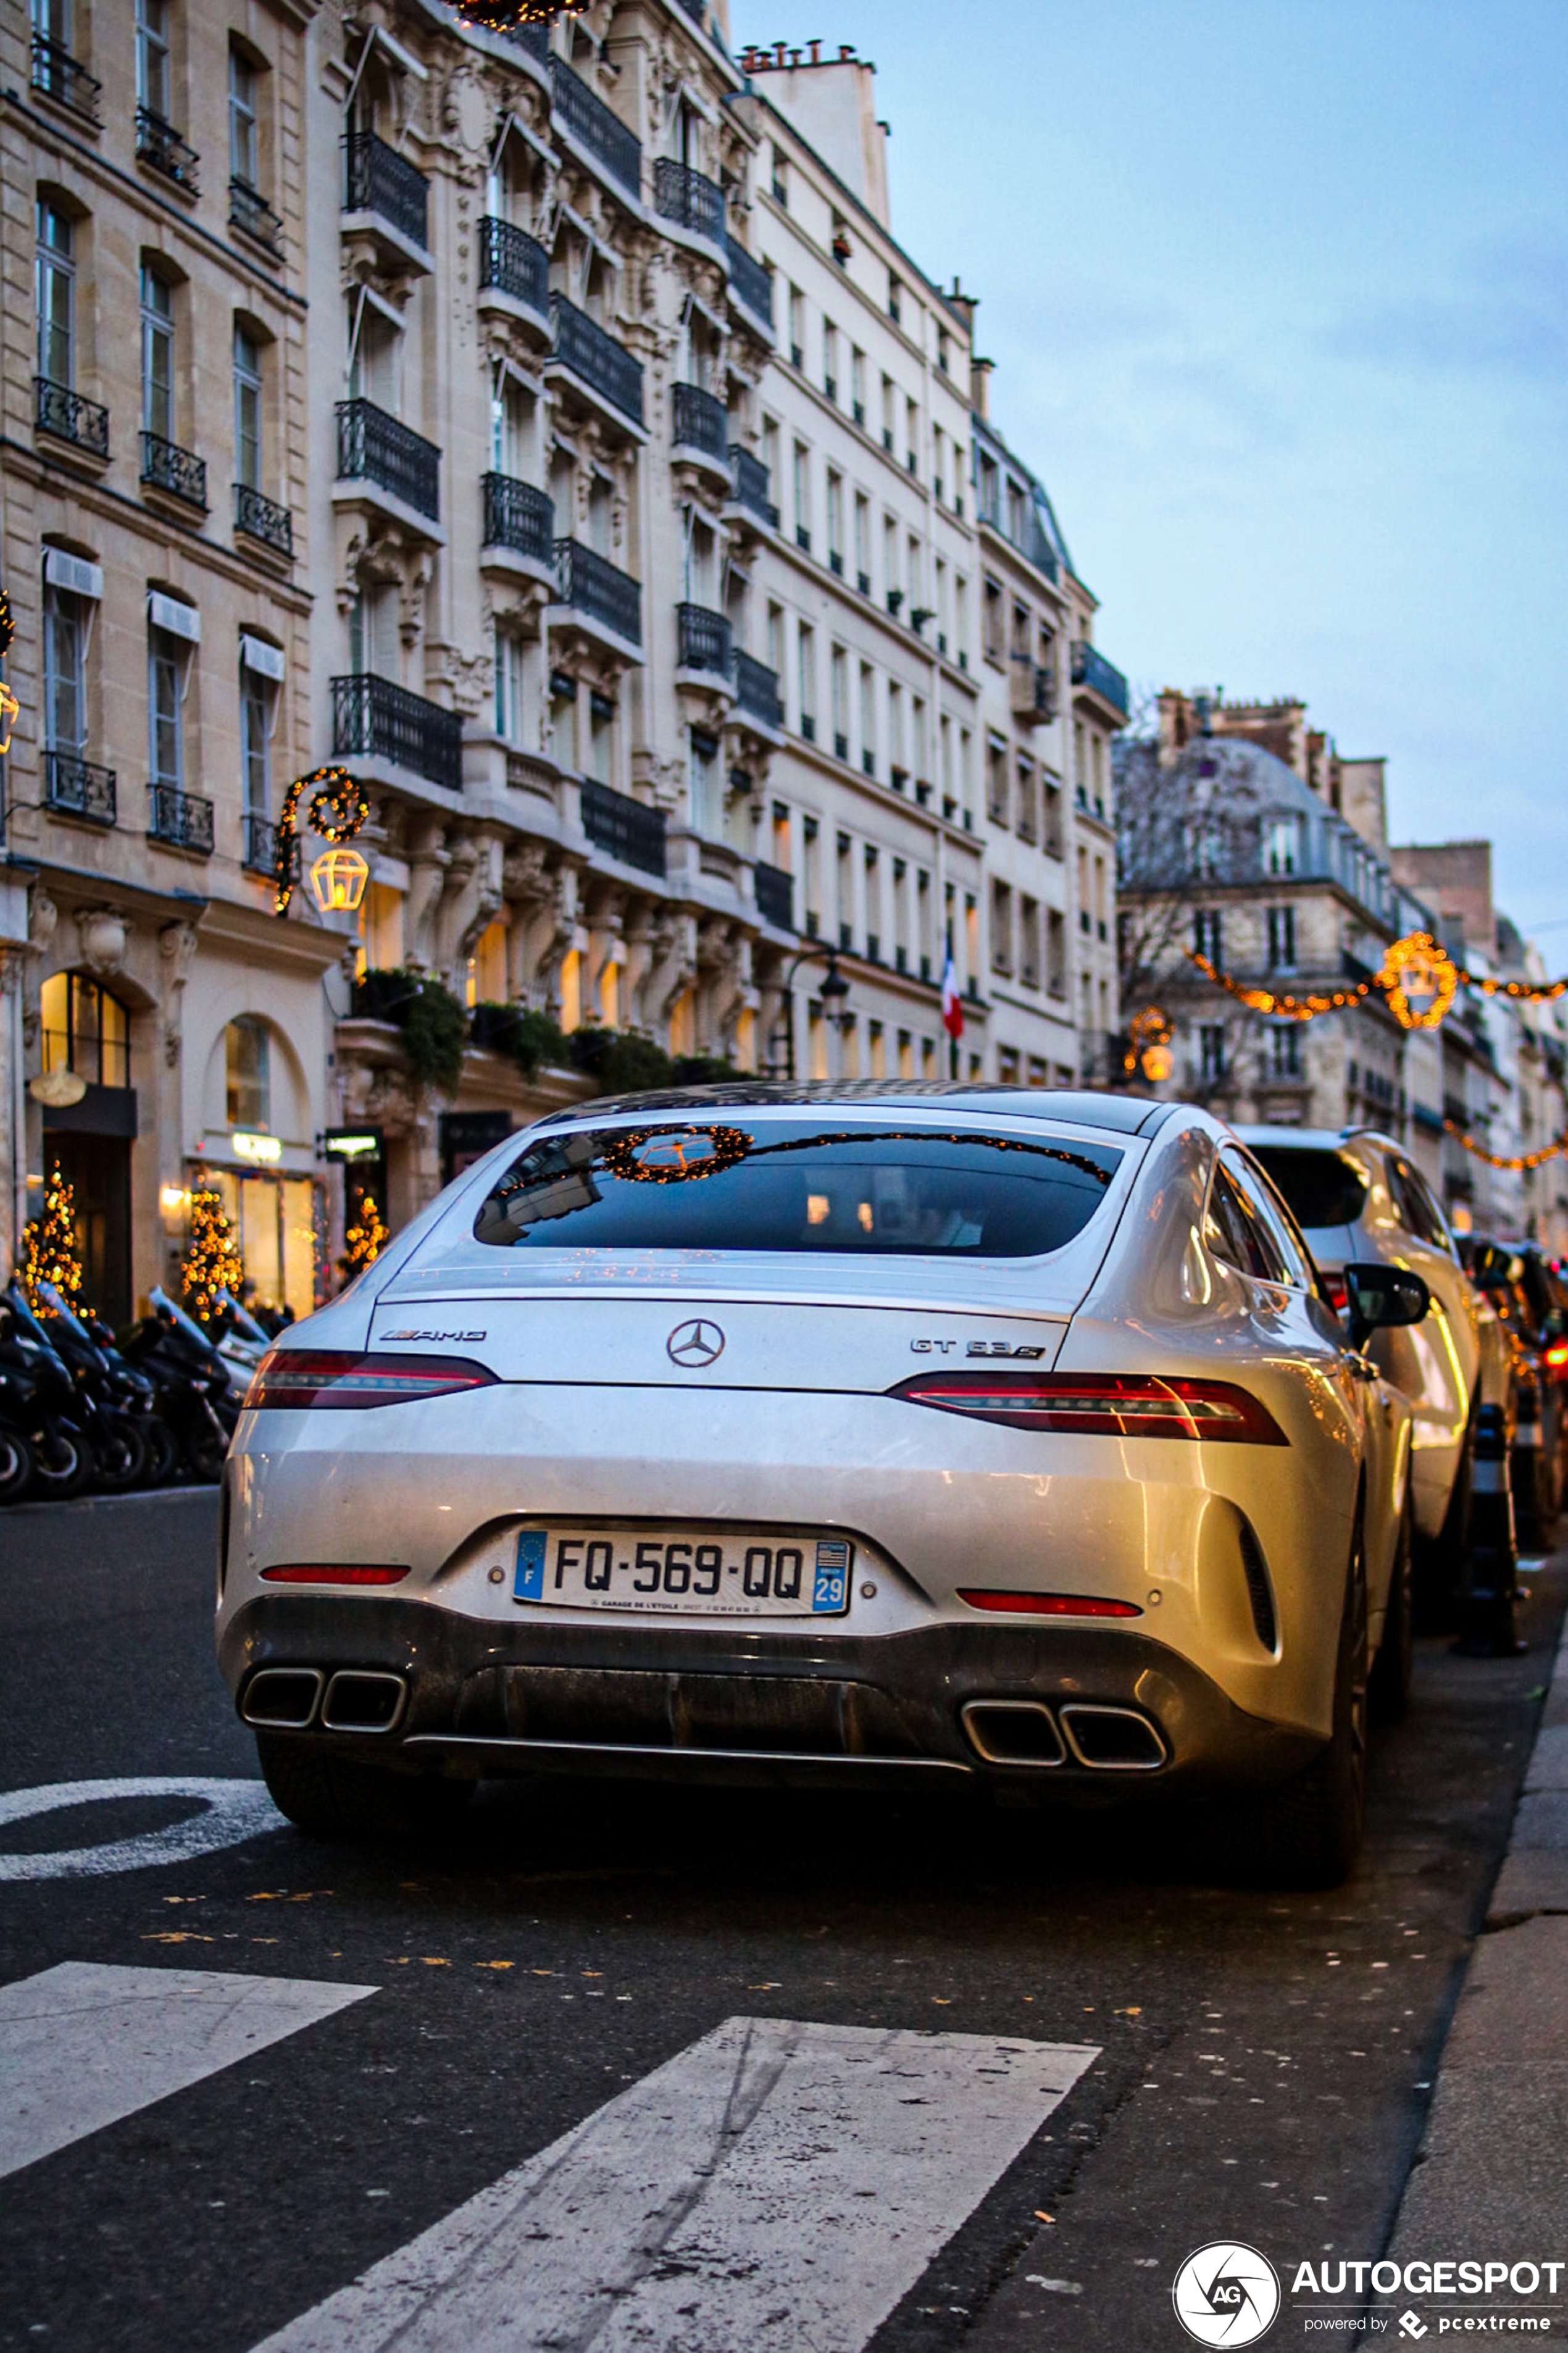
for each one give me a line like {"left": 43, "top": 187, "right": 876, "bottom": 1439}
{"left": 1320, "top": 1273, "right": 1348, "bottom": 1314}
{"left": 957, "top": 1588, "right": 1143, "bottom": 1617}
{"left": 890, "top": 1371, "right": 1288, "bottom": 1444}
{"left": 260, "top": 1563, "right": 411, "bottom": 1585}
{"left": 245, "top": 1350, "right": 498, "bottom": 1410}
{"left": 1546, "top": 1342, "right": 1568, "bottom": 1369}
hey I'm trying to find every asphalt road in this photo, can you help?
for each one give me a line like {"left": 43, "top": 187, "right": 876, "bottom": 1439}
{"left": 0, "top": 1486, "right": 1561, "bottom": 2353}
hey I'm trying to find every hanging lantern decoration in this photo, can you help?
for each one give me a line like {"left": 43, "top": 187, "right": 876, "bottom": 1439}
{"left": 272, "top": 766, "right": 372, "bottom": 916}
{"left": 310, "top": 845, "right": 371, "bottom": 914}
{"left": 1124, "top": 1006, "right": 1174, "bottom": 1083}
{"left": 1379, "top": 932, "right": 1458, "bottom": 1030}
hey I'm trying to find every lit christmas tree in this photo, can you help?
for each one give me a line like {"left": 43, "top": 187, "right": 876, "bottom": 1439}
{"left": 341, "top": 1190, "right": 388, "bottom": 1281}
{"left": 20, "top": 1162, "right": 83, "bottom": 1311}
{"left": 181, "top": 1186, "right": 244, "bottom": 1323}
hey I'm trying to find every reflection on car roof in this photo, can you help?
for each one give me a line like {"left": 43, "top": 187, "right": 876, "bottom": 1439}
{"left": 532, "top": 1082, "right": 1167, "bottom": 1138}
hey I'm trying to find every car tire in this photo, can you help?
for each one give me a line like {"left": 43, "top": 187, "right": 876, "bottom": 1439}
{"left": 256, "top": 1732, "right": 474, "bottom": 1842}
{"left": 1370, "top": 1494, "right": 1414, "bottom": 1724}
{"left": 1251, "top": 1528, "right": 1370, "bottom": 1889}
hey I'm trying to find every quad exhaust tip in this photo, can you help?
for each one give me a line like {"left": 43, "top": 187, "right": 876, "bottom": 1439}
{"left": 962, "top": 1697, "right": 1167, "bottom": 1772}
{"left": 240, "top": 1666, "right": 407, "bottom": 1734}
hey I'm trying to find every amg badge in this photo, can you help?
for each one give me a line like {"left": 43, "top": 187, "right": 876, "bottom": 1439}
{"left": 380, "top": 1329, "right": 488, "bottom": 1343}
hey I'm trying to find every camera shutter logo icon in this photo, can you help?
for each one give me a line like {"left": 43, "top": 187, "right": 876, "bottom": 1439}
{"left": 1172, "top": 2242, "right": 1282, "bottom": 2346}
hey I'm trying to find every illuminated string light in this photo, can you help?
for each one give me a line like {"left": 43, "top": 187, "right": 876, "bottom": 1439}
{"left": 1443, "top": 1120, "right": 1568, "bottom": 1172}
{"left": 273, "top": 767, "right": 371, "bottom": 916}
{"left": 1185, "top": 950, "right": 1375, "bottom": 1022}
{"left": 1188, "top": 931, "right": 1568, "bottom": 1030}
{"left": 0, "top": 586, "right": 13, "bottom": 656}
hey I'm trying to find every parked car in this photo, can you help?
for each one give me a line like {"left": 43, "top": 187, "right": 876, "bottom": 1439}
{"left": 1238, "top": 1127, "right": 1511, "bottom": 1598}
{"left": 1459, "top": 1236, "right": 1563, "bottom": 1548}
{"left": 221, "top": 1085, "right": 1425, "bottom": 1887}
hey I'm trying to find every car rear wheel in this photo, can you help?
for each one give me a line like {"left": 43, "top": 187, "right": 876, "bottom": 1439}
{"left": 1370, "top": 1493, "right": 1414, "bottom": 1724}
{"left": 255, "top": 1732, "right": 474, "bottom": 1841}
{"left": 1251, "top": 1529, "right": 1369, "bottom": 1889}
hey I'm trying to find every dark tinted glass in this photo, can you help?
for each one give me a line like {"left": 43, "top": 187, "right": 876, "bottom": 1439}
{"left": 473, "top": 1121, "right": 1123, "bottom": 1257}
{"left": 1252, "top": 1147, "right": 1368, "bottom": 1230}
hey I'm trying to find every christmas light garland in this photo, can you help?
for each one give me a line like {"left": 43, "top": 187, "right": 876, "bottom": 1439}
{"left": 273, "top": 767, "right": 371, "bottom": 916}
{"left": 1187, "top": 931, "right": 1568, "bottom": 1032}
{"left": 1443, "top": 1120, "right": 1568, "bottom": 1172}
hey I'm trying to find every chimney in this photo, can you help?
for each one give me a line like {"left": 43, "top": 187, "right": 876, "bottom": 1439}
{"left": 971, "top": 355, "right": 993, "bottom": 419}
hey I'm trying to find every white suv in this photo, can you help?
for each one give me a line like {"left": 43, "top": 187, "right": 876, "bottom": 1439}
{"left": 1236, "top": 1127, "right": 1509, "bottom": 1578}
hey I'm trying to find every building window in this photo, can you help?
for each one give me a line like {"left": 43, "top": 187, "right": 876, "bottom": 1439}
{"left": 494, "top": 629, "right": 525, "bottom": 743}
{"left": 225, "top": 1014, "right": 271, "bottom": 1130}
{"left": 589, "top": 688, "right": 615, "bottom": 784}
{"left": 140, "top": 265, "right": 173, "bottom": 440}
{"left": 548, "top": 670, "right": 575, "bottom": 769}
{"left": 136, "top": 0, "right": 170, "bottom": 118}
{"left": 1193, "top": 908, "right": 1224, "bottom": 964}
{"left": 1268, "top": 1024, "right": 1302, "bottom": 1079}
{"left": 229, "top": 48, "right": 259, "bottom": 185}
{"left": 792, "top": 441, "right": 810, "bottom": 551}
{"left": 240, "top": 661, "right": 273, "bottom": 814}
{"left": 41, "top": 971, "right": 131, "bottom": 1088}
{"left": 689, "top": 726, "right": 720, "bottom": 835}
{"left": 233, "top": 325, "right": 262, "bottom": 489}
{"left": 1199, "top": 1025, "right": 1227, "bottom": 1085}
{"left": 148, "top": 624, "right": 186, "bottom": 788}
{"left": 43, "top": 579, "right": 88, "bottom": 754}
{"left": 1265, "top": 816, "right": 1300, "bottom": 876}
{"left": 1266, "top": 904, "right": 1296, "bottom": 970}
{"left": 796, "top": 622, "right": 815, "bottom": 740}
{"left": 36, "top": 199, "right": 75, "bottom": 391}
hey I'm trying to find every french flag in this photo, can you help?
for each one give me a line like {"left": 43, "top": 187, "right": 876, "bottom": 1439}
{"left": 941, "top": 943, "right": 965, "bottom": 1040}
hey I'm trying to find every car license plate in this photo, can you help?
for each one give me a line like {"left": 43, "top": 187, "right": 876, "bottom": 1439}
{"left": 513, "top": 1529, "right": 853, "bottom": 1617}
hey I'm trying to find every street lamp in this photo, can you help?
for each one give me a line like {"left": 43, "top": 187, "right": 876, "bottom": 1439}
{"left": 768, "top": 945, "right": 851, "bottom": 1081}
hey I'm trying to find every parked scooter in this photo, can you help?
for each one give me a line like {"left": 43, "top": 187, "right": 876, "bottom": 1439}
{"left": 0, "top": 1288, "right": 94, "bottom": 1502}
{"left": 37, "top": 1282, "right": 178, "bottom": 1489}
{"left": 117, "top": 1289, "right": 241, "bottom": 1482}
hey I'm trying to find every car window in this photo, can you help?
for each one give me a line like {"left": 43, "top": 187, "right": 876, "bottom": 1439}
{"left": 1206, "top": 1164, "right": 1287, "bottom": 1283}
{"left": 1393, "top": 1159, "right": 1454, "bottom": 1254}
{"left": 471, "top": 1120, "right": 1124, "bottom": 1258}
{"left": 1228, "top": 1153, "right": 1316, "bottom": 1288}
{"left": 1250, "top": 1145, "right": 1368, "bottom": 1231}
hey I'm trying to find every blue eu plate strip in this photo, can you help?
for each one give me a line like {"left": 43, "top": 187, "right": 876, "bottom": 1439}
{"left": 812, "top": 1538, "right": 851, "bottom": 1614}
{"left": 515, "top": 1529, "right": 547, "bottom": 1602}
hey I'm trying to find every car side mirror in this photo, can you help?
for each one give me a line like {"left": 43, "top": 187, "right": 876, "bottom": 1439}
{"left": 1343, "top": 1261, "right": 1431, "bottom": 1344}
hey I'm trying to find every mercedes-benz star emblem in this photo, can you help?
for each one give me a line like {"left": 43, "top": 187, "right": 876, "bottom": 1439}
{"left": 667, "top": 1318, "right": 725, "bottom": 1368}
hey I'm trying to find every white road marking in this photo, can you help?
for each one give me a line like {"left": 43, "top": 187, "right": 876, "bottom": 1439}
{"left": 253, "top": 2015, "right": 1098, "bottom": 2353}
{"left": 0, "top": 1962, "right": 376, "bottom": 2180}
{"left": 0, "top": 1777, "right": 281, "bottom": 1880}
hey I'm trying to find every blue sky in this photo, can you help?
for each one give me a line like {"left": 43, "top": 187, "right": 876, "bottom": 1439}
{"left": 736, "top": 2, "right": 1568, "bottom": 937}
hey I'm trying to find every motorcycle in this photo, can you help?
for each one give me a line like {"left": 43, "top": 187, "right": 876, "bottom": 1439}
{"left": 37, "top": 1282, "right": 178, "bottom": 1490}
{"left": 0, "top": 1290, "right": 94, "bottom": 1502}
{"left": 117, "top": 1290, "right": 242, "bottom": 1482}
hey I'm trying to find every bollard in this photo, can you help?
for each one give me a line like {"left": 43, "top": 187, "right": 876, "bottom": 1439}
{"left": 1454, "top": 1402, "right": 1525, "bottom": 1655}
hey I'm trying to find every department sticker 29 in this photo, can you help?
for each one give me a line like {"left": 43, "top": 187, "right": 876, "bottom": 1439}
{"left": 1172, "top": 2241, "right": 1282, "bottom": 2346}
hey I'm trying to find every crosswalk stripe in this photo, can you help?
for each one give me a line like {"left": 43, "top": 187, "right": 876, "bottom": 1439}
{"left": 0, "top": 1962, "right": 377, "bottom": 2181}
{"left": 252, "top": 2016, "right": 1099, "bottom": 2353}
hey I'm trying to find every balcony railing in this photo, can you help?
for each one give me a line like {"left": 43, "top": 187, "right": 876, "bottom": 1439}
{"left": 31, "top": 33, "right": 101, "bottom": 124}
{"left": 482, "top": 473, "right": 553, "bottom": 562}
{"left": 243, "top": 811, "right": 296, "bottom": 876}
{"left": 332, "top": 674, "right": 464, "bottom": 792}
{"left": 343, "top": 130, "right": 429, "bottom": 250}
{"left": 141, "top": 432, "right": 207, "bottom": 508}
{"left": 677, "top": 603, "right": 731, "bottom": 677}
{"left": 1070, "top": 640, "right": 1130, "bottom": 719}
{"left": 725, "top": 238, "right": 774, "bottom": 328}
{"left": 229, "top": 177, "right": 283, "bottom": 254}
{"left": 148, "top": 784, "right": 214, "bottom": 853}
{"left": 335, "top": 399, "right": 440, "bottom": 522}
{"left": 233, "top": 482, "right": 294, "bottom": 556}
{"left": 1011, "top": 655, "right": 1054, "bottom": 724}
{"left": 733, "top": 650, "right": 782, "bottom": 728}
{"left": 582, "top": 779, "right": 666, "bottom": 878}
{"left": 672, "top": 382, "right": 728, "bottom": 460}
{"left": 478, "top": 216, "right": 548, "bottom": 312}
{"left": 753, "top": 861, "right": 794, "bottom": 930}
{"left": 654, "top": 157, "right": 724, "bottom": 244}
{"left": 135, "top": 107, "right": 199, "bottom": 193}
{"left": 549, "top": 296, "right": 644, "bottom": 424}
{"left": 35, "top": 378, "right": 109, "bottom": 458}
{"left": 549, "top": 56, "right": 641, "bottom": 196}
{"left": 554, "top": 539, "right": 641, "bottom": 646}
{"left": 728, "top": 446, "right": 778, "bottom": 528}
{"left": 44, "top": 751, "right": 115, "bottom": 827}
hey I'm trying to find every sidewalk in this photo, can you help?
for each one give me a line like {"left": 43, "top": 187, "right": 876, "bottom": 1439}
{"left": 1366, "top": 1615, "right": 1568, "bottom": 2319}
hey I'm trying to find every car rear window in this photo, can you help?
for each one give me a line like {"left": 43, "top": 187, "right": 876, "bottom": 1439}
{"left": 1251, "top": 1147, "right": 1368, "bottom": 1231}
{"left": 472, "top": 1121, "right": 1123, "bottom": 1258}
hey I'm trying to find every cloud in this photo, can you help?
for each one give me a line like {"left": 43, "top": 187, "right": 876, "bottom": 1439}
{"left": 1324, "top": 240, "right": 1568, "bottom": 377}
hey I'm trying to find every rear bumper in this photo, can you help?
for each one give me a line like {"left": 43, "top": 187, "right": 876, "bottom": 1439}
{"left": 220, "top": 1595, "right": 1320, "bottom": 1802}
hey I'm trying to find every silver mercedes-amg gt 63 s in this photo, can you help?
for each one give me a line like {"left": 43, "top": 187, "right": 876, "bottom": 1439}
{"left": 220, "top": 1085, "right": 1428, "bottom": 1885}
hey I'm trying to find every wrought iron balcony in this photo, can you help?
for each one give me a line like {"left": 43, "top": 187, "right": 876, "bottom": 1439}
{"left": 482, "top": 473, "right": 553, "bottom": 563}
{"left": 44, "top": 751, "right": 115, "bottom": 827}
{"left": 135, "top": 107, "right": 199, "bottom": 193}
{"left": 549, "top": 296, "right": 644, "bottom": 425}
{"left": 233, "top": 483, "right": 294, "bottom": 556}
{"left": 582, "top": 779, "right": 665, "bottom": 878}
{"left": 1070, "top": 640, "right": 1130, "bottom": 718}
{"left": 478, "top": 216, "right": 548, "bottom": 312}
{"left": 148, "top": 784, "right": 214, "bottom": 853}
{"left": 336, "top": 399, "right": 440, "bottom": 522}
{"left": 754, "top": 861, "right": 794, "bottom": 930}
{"left": 332, "top": 673, "right": 464, "bottom": 792}
{"left": 31, "top": 33, "right": 101, "bottom": 124}
{"left": 141, "top": 432, "right": 207, "bottom": 509}
{"left": 229, "top": 177, "right": 283, "bottom": 255}
{"left": 343, "top": 130, "right": 429, "bottom": 249}
{"left": 672, "top": 382, "right": 728, "bottom": 460}
{"left": 549, "top": 56, "right": 641, "bottom": 197}
{"left": 243, "top": 811, "right": 296, "bottom": 876}
{"left": 35, "top": 378, "right": 109, "bottom": 458}
{"left": 654, "top": 157, "right": 724, "bottom": 244}
{"left": 1010, "top": 654, "right": 1054, "bottom": 724}
{"left": 728, "top": 446, "right": 778, "bottom": 527}
{"left": 554, "top": 539, "right": 641, "bottom": 646}
{"left": 504, "top": 19, "right": 550, "bottom": 62}
{"left": 677, "top": 603, "right": 730, "bottom": 677}
{"left": 733, "top": 650, "right": 782, "bottom": 728}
